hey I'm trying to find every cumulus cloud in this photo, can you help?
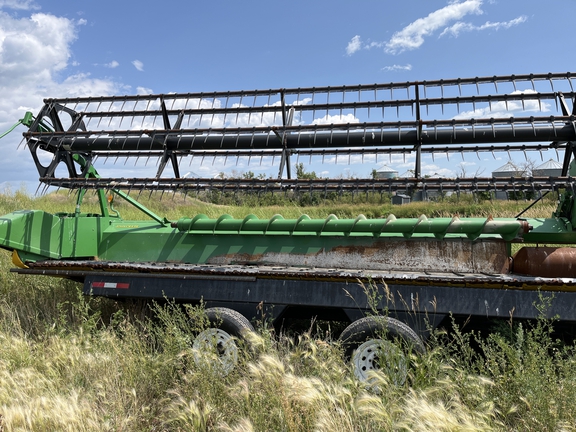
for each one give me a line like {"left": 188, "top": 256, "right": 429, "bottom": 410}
{"left": 453, "top": 89, "right": 550, "bottom": 119}
{"left": 0, "top": 9, "right": 122, "bottom": 187}
{"left": 311, "top": 113, "right": 360, "bottom": 125}
{"left": 132, "top": 59, "right": 144, "bottom": 71}
{"left": 104, "top": 60, "right": 119, "bottom": 68}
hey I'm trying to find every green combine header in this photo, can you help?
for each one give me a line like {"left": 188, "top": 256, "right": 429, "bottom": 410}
{"left": 3, "top": 72, "right": 576, "bottom": 381}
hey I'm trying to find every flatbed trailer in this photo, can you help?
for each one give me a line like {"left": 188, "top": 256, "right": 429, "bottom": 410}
{"left": 15, "top": 259, "right": 576, "bottom": 326}
{"left": 4, "top": 72, "right": 576, "bottom": 381}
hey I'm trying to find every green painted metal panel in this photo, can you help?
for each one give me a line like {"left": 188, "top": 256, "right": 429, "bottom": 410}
{"left": 60, "top": 216, "right": 103, "bottom": 258}
{"left": 0, "top": 210, "right": 62, "bottom": 259}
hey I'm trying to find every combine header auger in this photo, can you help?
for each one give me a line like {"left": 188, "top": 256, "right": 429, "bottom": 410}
{"left": 4, "top": 72, "right": 576, "bottom": 382}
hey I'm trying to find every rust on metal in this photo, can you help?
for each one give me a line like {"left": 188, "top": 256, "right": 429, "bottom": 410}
{"left": 23, "top": 252, "right": 576, "bottom": 292}
{"left": 203, "top": 238, "right": 509, "bottom": 274}
{"left": 512, "top": 247, "right": 576, "bottom": 278}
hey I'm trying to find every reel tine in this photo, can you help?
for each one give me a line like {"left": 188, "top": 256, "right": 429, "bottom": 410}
{"left": 17, "top": 136, "right": 26, "bottom": 150}
{"left": 521, "top": 95, "right": 525, "bottom": 111}
{"left": 95, "top": 99, "right": 103, "bottom": 128}
{"left": 129, "top": 100, "right": 137, "bottom": 128}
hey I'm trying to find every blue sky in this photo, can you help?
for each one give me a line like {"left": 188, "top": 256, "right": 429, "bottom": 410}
{"left": 0, "top": 0, "right": 574, "bottom": 191}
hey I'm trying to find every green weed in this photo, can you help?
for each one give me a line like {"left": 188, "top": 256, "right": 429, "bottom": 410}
{"left": 0, "top": 191, "right": 571, "bottom": 430}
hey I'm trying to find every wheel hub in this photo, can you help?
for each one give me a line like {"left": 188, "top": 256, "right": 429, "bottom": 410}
{"left": 352, "top": 339, "right": 408, "bottom": 386}
{"left": 193, "top": 328, "right": 239, "bottom": 376}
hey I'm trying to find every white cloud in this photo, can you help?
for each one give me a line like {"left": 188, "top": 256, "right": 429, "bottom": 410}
{"left": 136, "top": 86, "right": 153, "bottom": 95}
{"left": 440, "top": 15, "right": 527, "bottom": 37}
{"left": 311, "top": 113, "right": 360, "bottom": 125}
{"left": 382, "top": 64, "right": 412, "bottom": 72}
{"left": 132, "top": 59, "right": 144, "bottom": 71}
{"left": 105, "top": 60, "right": 119, "bottom": 68}
{"left": 385, "top": 0, "right": 483, "bottom": 54}
{"left": 0, "top": 10, "right": 123, "bottom": 187}
{"left": 453, "top": 89, "right": 550, "bottom": 119}
{"left": 348, "top": 1, "right": 528, "bottom": 59}
{"left": 0, "top": 0, "right": 39, "bottom": 10}
{"left": 346, "top": 35, "right": 362, "bottom": 56}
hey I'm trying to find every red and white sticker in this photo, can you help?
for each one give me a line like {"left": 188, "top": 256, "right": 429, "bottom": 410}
{"left": 91, "top": 281, "right": 130, "bottom": 289}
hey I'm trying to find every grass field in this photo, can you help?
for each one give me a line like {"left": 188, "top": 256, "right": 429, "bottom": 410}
{"left": 0, "top": 188, "right": 574, "bottom": 431}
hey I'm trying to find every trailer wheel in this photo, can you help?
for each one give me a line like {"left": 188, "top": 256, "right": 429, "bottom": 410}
{"left": 192, "top": 307, "right": 254, "bottom": 376}
{"left": 339, "top": 316, "right": 425, "bottom": 386}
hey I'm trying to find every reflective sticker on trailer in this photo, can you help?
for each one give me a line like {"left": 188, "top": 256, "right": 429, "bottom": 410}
{"left": 91, "top": 281, "right": 130, "bottom": 289}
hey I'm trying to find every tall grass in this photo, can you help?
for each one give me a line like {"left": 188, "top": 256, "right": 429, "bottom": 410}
{"left": 0, "top": 190, "right": 572, "bottom": 430}
{"left": 10, "top": 187, "right": 556, "bottom": 221}
{"left": 1, "top": 291, "right": 575, "bottom": 431}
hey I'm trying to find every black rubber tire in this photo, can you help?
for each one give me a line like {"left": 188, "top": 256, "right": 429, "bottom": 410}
{"left": 339, "top": 315, "right": 425, "bottom": 356}
{"left": 204, "top": 307, "right": 255, "bottom": 338}
{"left": 339, "top": 316, "right": 425, "bottom": 386}
{"left": 192, "top": 307, "right": 254, "bottom": 376}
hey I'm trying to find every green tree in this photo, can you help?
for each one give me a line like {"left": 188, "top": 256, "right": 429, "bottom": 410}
{"left": 295, "top": 163, "right": 317, "bottom": 180}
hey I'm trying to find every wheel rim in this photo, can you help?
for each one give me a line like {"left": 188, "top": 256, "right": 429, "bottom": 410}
{"left": 193, "top": 328, "right": 239, "bottom": 376}
{"left": 352, "top": 339, "right": 408, "bottom": 386}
